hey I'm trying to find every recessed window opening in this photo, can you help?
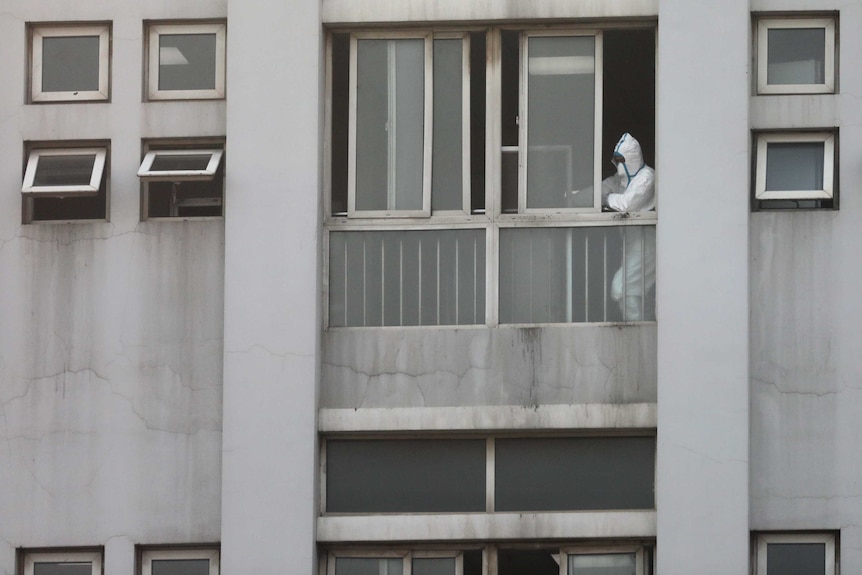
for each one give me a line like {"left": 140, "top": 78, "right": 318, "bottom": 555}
{"left": 140, "top": 547, "right": 220, "bottom": 575}
{"left": 30, "top": 24, "right": 110, "bottom": 102}
{"left": 147, "top": 22, "right": 226, "bottom": 100}
{"left": 755, "top": 533, "right": 836, "bottom": 575}
{"left": 139, "top": 141, "right": 225, "bottom": 219}
{"left": 22, "top": 144, "right": 109, "bottom": 223}
{"left": 753, "top": 131, "right": 836, "bottom": 210}
{"left": 21, "top": 549, "right": 102, "bottom": 575}
{"left": 757, "top": 17, "right": 835, "bottom": 95}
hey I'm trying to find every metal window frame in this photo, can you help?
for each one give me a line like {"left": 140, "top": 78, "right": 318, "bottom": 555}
{"left": 24, "top": 550, "right": 102, "bottom": 575}
{"left": 22, "top": 147, "right": 107, "bottom": 196}
{"left": 328, "top": 550, "right": 465, "bottom": 575}
{"left": 141, "top": 548, "right": 220, "bottom": 575}
{"left": 757, "top": 17, "right": 835, "bottom": 95}
{"left": 138, "top": 149, "right": 224, "bottom": 181}
{"left": 519, "top": 30, "right": 603, "bottom": 214}
{"left": 348, "top": 31, "right": 435, "bottom": 218}
{"left": 755, "top": 131, "right": 834, "bottom": 200}
{"left": 756, "top": 533, "right": 836, "bottom": 575}
{"left": 147, "top": 22, "right": 227, "bottom": 100}
{"left": 31, "top": 24, "right": 110, "bottom": 102}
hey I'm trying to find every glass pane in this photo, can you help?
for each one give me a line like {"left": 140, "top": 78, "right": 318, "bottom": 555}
{"left": 336, "top": 558, "right": 403, "bottom": 575}
{"left": 150, "top": 154, "right": 213, "bottom": 172}
{"left": 499, "top": 226, "right": 655, "bottom": 324}
{"left": 356, "top": 38, "right": 425, "bottom": 211}
{"left": 159, "top": 34, "right": 218, "bottom": 91}
{"left": 328, "top": 229, "right": 485, "bottom": 327}
{"left": 527, "top": 36, "right": 595, "bottom": 209}
{"left": 33, "top": 563, "right": 92, "bottom": 575}
{"left": 413, "top": 558, "right": 456, "bottom": 575}
{"left": 42, "top": 36, "right": 100, "bottom": 92}
{"left": 152, "top": 559, "right": 210, "bottom": 575}
{"left": 767, "top": 28, "right": 826, "bottom": 85}
{"left": 432, "top": 39, "right": 463, "bottom": 211}
{"left": 495, "top": 437, "right": 655, "bottom": 511}
{"left": 767, "top": 543, "right": 826, "bottom": 575}
{"left": 34, "top": 155, "right": 97, "bottom": 187}
{"left": 570, "top": 554, "right": 637, "bottom": 575}
{"left": 766, "top": 142, "right": 824, "bottom": 191}
{"left": 326, "top": 439, "right": 486, "bottom": 513}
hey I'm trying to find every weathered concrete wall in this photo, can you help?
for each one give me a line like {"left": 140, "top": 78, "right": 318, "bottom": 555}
{"left": 322, "top": 326, "right": 656, "bottom": 408}
{"left": 0, "top": 1, "right": 226, "bottom": 574}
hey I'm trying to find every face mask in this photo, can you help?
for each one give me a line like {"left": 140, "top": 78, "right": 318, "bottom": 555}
{"left": 616, "top": 161, "right": 627, "bottom": 177}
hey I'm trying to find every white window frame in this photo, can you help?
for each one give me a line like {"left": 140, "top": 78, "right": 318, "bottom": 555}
{"left": 138, "top": 149, "right": 224, "bottom": 181}
{"left": 348, "top": 31, "right": 435, "bottom": 218}
{"left": 327, "top": 551, "right": 465, "bottom": 575}
{"left": 562, "top": 546, "right": 644, "bottom": 575}
{"left": 519, "top": 30, "right": 603, "bottom": 214}
{"left": 756, "top": 533, "right": 836, "bottom": 575}
{"left": 147, "top": 22, "right": 227, "bottom": 100}
{"left": 22, "top": 147, "right": 107, "bottom": 196}
{"left": 24, "top": 550, "right": 102, "bottom": 575}
{"left": 755, "top": 131, "right": 834, "bottom": 200}
{"left": 141, "top": 548, "right": 219, "bottom": 575}
{"left": 31, "top": 24, "right": 110, "bottom": 102}
{"left": 757, "top": 17, "right": 835, "bottom": 95}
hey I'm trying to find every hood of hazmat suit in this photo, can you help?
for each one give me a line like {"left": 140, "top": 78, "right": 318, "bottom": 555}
{"left": 604, "top": 132, "right": 656, "bottom": 213}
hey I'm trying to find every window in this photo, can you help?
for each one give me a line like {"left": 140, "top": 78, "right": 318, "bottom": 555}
{"left": 139, "top": 140, "right": 225, "bottom": 219}
{"left": 757, "top": 17, "right": 835, "bottom": 95}
{"left": 323, "top": 435, "right": 655, "bottom": 514}
{"left": 499, "top": 547, "right": 647, "bottom": 575}
{"left": 147, "top": 22, "right": 227, "bottom": 100}
{"left": 755, "top": 533, "right": 836, "bottom": 575}
{"left": 22, "top": 143, "right": 110, "bottom": 223}
{"left": 140, "top": 548, "right": 220, "bottom": 575}
{"left": 326, "top": 26, "right": 656, "bottom": 327}
{"left": 29, "top": 24, "right": 110, "bottom": 102}
{"left": 329, "top": 551, "right": 483, "bottom": 575}
{"left": 753, "top": 131, "right": 836, "bottom": 210}
{"left": 21, "top": 549, "right": 102, "bottom": 575}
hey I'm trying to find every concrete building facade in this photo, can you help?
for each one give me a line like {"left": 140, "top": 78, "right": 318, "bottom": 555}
{"left": 0, "top": 0, "right": 853, "bottom": 574}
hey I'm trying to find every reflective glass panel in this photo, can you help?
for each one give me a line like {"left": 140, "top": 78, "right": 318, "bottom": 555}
{"left": 495, "top": 437, "right": 655, "bottom": 511}
{"left": 152, "top": 559, "right": 210, "bottom": 575}
{"left": 150, "top": 154, "right": 213, "bottom": 172}
{"left": 34, "top": 564, "right": 92, "bottom": 575}
{"left": 159, "top": 34, "right": 218, "bottom": 91}
{"left": 569, "top": 554, "right": 637, "bottom": 575}
{"left": 767, "top": 28, "right": 826, "bottom": 85}
{"left": 767, "top": 543, "right": 826, "bottom": 575}
{"left": 34, "top": 155, "right": 97, "bottom": 187}
{"left": 432, "top": 39, "right": 464, "bottom": 211}
{"left": 42, "top": 36, "right": 100, "bottom": 93}
{"left": 526, "top": 36, "right": 595, "bottom": 209}
{"left": 336, "top": 558, "right": 402, "bottom": 575}
{"left": 356, "top": 38, "right": 425, "bottom": 211}
{"left": 765, "top": 142, "right": 825, "bottom": 191}
{"left": 413, "top": 558, "right": 456, "bottom": 575}
{"left": 326, "top": 439, "right": 485, "bottom": 513}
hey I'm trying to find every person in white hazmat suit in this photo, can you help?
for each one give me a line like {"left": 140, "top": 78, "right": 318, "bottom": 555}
{"left": 601, "top": 133, "right": 656, "bottom": 321}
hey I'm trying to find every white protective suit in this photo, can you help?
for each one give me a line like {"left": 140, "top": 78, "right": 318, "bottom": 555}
{"left": 601, "top": 133, "right": 656, "bottom": 321}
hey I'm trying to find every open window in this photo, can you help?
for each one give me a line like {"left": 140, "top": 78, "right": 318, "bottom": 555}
{"left": 21, "top": 549, "right": 102, "bottom": 575}
{"left": 500, "top": 28, "right": 656, "bottom": 214}
{"left": 757, "top": 17, "right": 835, "bottom": 95}
{"left": 753, "top": 131, "right": 836, "bottom": 210}
{"left": 147, "top": 22, "right": 227, "bottom": 100}
{"left": 328, "top": 551, "right": 482, "bottom": 575}
{"left": 29, "top": 24, "right": 110, "bottom": 103}
{"left": 139, "top": 140, "right": 225, "bottom": 219}
{"left": 755, "top": 533, "right": 836, "bottom": 575}
{"left": 140, "top": 547, "right": 220, "bottom": 575}
{"left": 22, "top": 143, "right": 109, "bottom": 223}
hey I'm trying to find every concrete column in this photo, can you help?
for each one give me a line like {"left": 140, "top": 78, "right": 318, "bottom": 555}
{"left": 222, "top": 1, "right": 320, "bottom": 573}
{"left": 656, "top": 1, "right": 750, "bottom": 573}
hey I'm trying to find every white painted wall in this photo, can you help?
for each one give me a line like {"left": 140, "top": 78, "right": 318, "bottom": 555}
{"left": 0, "top": 1, "right": 225, "bottom": 574}
{"left": 220, "top": 0, "right": 320, "bottom": 573}
{"left": 656, "top": 0, "right": 750, "bottom": 573}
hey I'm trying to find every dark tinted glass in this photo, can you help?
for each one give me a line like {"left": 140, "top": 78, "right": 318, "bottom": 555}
{"left": 767, "top": 543, "right": 826, "bottom": 575}
{"left": 34, "top": 155, "right": 96, "bottom": 186}
{"left": 326, "top": 439, "right": 486, "bottom": 512}
{"left": 150, "top": 154, "right": 213, "bottom": 172}
{"left": 495, "top": 437, "right": 655, "bottom": 511}
{"left": 34, "top": 563, "right": 92, "bottom": 575}
{"left": 336, "top": 558, "right": 402, "bottom": 575}
{"left": 413, "top": 558, "right": 455, "bottom": 575}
